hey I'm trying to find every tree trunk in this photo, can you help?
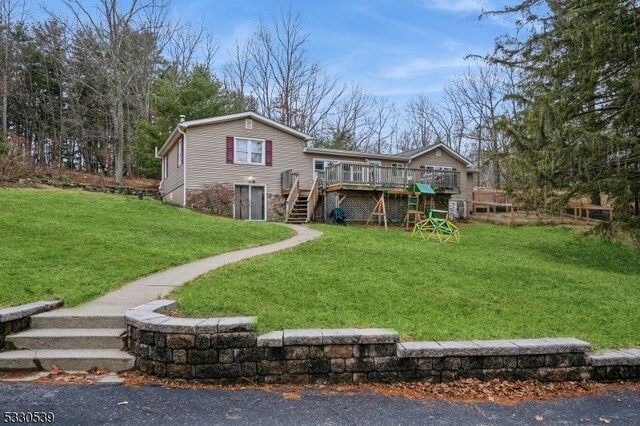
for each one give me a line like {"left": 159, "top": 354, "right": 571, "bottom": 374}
{"left": 1, "top": 30, "right": 7, "bottom": 141}
{"left": 476, "top": 127, "right": 482, "bottom": 187}
{"left": 58, "top": 81, "right": 64, "bottom": 168}
{"left": 114, "top": 98, "right": 124, "bottom": 184}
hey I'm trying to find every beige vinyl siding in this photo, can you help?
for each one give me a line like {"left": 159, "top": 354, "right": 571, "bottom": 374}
{"left": 163, "top": 185, "right": 184, "bottom": 206}
{"left": 187, "top": 119, "right": 310, "bottom": 193}
{"left": 408, "top": 149, "right": 469, "bottom": 201}
{"left": 161, "top": 138, "right": 184, "bottom": 199}
{"left": 407, "top": 149, "right": 466, "bottom": 170}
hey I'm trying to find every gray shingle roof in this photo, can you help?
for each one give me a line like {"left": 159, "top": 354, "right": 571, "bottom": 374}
{"left": 394, "top": 145, "right": 435, "bottom": 158}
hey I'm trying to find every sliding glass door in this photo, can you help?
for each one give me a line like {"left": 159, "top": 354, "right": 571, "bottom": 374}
{"left": 234, "top": 185, "right": 265, "bottom": 220}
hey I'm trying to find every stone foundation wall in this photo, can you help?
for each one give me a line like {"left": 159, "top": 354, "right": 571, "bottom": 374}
{"left": 126, "top": 301, "right": 640, "bottom": 384}
{"left": 0, "top": 301, "right": 63, "bottom": 349}
{"left": 186, "top": 188, "right": 286, "bottom": 222}
{"left": 267, "top": 194, "right": 286, "bottom": 221}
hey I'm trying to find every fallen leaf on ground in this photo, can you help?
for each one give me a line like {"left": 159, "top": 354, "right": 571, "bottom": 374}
{"left": 281, "top": 392, "right": 302, "bottom": 400}
{"left": 114, "top": 372, "right": 640, "bottom": 406}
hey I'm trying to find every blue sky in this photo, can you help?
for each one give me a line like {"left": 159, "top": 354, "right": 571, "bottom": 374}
{"left": 37, "top": 0, "right": 520, "bottom": 106}
{"left": 172, "top": 0, "right": 519, "bottom": 104}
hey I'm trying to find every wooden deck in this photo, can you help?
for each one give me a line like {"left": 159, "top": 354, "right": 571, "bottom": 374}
{"left": 324, "top": 183, "right": 458, "bottom": 195}
{"left": 323, "top": 162, "right": 461, "bottom": 195}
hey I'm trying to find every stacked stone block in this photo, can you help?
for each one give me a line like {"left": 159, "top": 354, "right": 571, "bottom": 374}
{"left": 589, "top": 348, "right": 640, "bottom": 381}
{"left": 397, "top": 339, "right": 591, "bottom": 383}
{"left": 125, "top": 301, "right": 640, "bottom": 384}
{"left": 0, "top": 301, "right": 63, "bottom": 349}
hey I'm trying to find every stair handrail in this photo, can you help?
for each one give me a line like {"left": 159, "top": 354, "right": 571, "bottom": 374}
{"left": 285, "top": 175, "right": 300, "bottom": 222}
{"left": 306, "top": 176, "right": 320, "bottom": 223}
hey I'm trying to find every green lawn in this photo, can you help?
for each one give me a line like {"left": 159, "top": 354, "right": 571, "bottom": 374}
{"left": 173, "top": 224, "right": 640, "bottom": 349}
{"left": 0, "top": 188, "right": 292, "bottom": 307}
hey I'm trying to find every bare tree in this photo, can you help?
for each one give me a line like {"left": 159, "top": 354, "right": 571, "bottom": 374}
{"left": 0, "top": 0, "right": 24, "bottom": 141}
{"left": 405, "top": 94, "right": 463, "bottom": 150}
{"left": 447, "top": 65, "right": 509, "bottom": 187}
{"left": 222, "top": 39, "right": 251, "bottom": 97}
{"left": 231, "top": 8, "right": 343, "bottom": 137}
{"left": 365, "top": 96, "right": 398, "bottom": 154}
{"left": 167, "top": 23, "right": 218, "bottom": 77}
{"left": 222, "top": 39, "right": 256, "bottom": 111}
{"left": 55, "top": 0, "right": 168, "bottom": 184}
{"left": 320, "top": 84, "right": 372, "bottom": 150}
{"left": 404, "top": 94, "right": 432, "bottom": 149}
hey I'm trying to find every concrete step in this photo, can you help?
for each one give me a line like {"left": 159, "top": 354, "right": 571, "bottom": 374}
{"left": 0, "top": 349, "right": 135, "bottom": 372}
{"left": 31, "top": 314, "right": 125, "bottom": 329}
{"left": 5, "top": 329, "right": 125, "bottom": 350}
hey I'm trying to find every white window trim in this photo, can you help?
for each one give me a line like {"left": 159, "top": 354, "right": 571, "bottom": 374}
{"left": 341, "top": 162, "right": 365, "bottom": 181}
{"left": 391, "top": 162, "right": 406, "bottom": 177}
{"left": 365, "top": 160, "right": 382, "bottom": 184}
{"left": 423, "top": 165, "right": 454, "bottom": 171}
{"left": 312, "top": 158, "right": 341, "bottom": 180}
{"left": 435, "top": 148, "right": 442, "bottom": 157}
{"left": 232, "top": 183, "right": 268, "bottom": 221}
{"left": 177, "top": 139, "right": 184, "bottom": 167}
{"left": 312, "top": 158, "right": 341, "bottom": 171}
{"left": 234, "top": 137, "right": 265, "bottom": 166}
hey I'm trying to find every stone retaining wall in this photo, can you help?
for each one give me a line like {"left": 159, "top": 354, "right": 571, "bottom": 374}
{"left": 0, "top": 301, "right": 63, "bottom": 349}
{"left": 126, "top": 301, "right": 640, "bottom": 384}
{"left": 2, "top": 177, "right": 160, "bottom": 198}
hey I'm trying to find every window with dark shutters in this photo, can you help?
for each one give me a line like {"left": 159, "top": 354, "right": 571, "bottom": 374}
{"left": 226, "top": 136, "right": 234, "bottom": 163}
{"left": 265, "top": 140, "right": 272, "bottom": 166}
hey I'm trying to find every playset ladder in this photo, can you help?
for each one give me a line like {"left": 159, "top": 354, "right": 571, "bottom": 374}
{"left": 402, "top": 193, "right": 423, "bottom": 230}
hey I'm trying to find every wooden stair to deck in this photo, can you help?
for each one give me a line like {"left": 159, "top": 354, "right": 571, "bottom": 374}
{"left": 287, "top": 190, "right": 310, "bottom": 224}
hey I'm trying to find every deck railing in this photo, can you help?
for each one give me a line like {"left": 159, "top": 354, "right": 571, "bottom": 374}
{"left": 281, "top": 169, "right": 300, "bottom": 193}
{"left": 284, "top": 174, "right": 300, "bottom": 222}
{"left": 324, "top": 162, "right": 459, "bottom": 191}
{"left": 306, "top": 176, "right": 320, "bottom": 223}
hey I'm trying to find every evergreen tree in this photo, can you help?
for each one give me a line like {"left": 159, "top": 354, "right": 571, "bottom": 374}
{"left": 131, "top": 66, "right": 245, "bottom": 178}
{"left": 486, "top": 0, "right": 640, "bottom": 240}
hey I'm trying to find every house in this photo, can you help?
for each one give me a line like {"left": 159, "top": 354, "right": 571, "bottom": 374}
{"left": 157, "top": 111, "right": 478, "bottom": 223}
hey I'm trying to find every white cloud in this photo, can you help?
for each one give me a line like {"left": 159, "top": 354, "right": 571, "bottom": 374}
{"left": 423, "top": 0, "right": 490, "bottom": 13}
{"left": 423, "top": 0, "right": 516, "bottom": 27}
{"left": 375, "top": 57, "right": 469, "bottom": 80}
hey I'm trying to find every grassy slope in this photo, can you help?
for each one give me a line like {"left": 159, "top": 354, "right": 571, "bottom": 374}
{"left": 174, "top": 223, "right": 640, "bottom": 349}
{"left": 0, "top": 188, "right": 292, "bottom": 307}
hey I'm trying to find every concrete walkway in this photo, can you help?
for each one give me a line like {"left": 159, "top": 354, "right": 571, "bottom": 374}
{"left": 38, "top": 224, "right": 322, "bottom": 317}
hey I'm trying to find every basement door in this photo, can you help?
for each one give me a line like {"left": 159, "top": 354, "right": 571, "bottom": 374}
{"left": 234, "top": 185, "right": 266, "bottom": 221}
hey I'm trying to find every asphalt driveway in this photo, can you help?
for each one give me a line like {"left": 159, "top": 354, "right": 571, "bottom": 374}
{"left": 1, "top": 383, "right": 639, "bottom": 425}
